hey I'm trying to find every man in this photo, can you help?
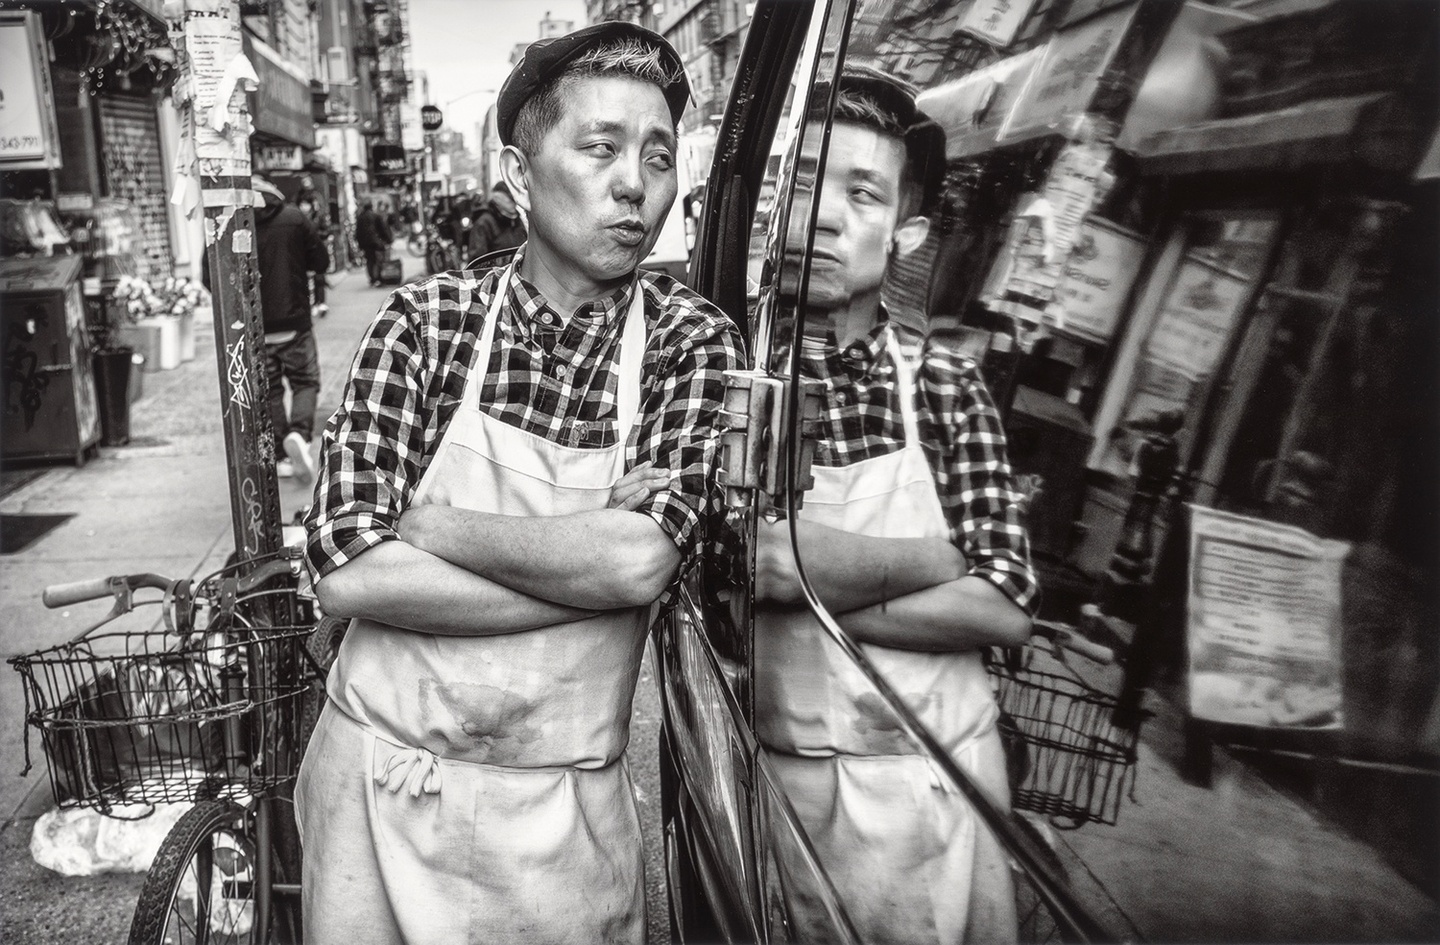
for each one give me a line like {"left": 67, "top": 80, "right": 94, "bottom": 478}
{"left": 466, "top": 180, "right": 527, "bottom": 263}
{"left": 354, "top": 199, "right": 393, "bottom": 285}
{"left": 752, "top": 68, "right": 1038, "bottom": 944}
{"left": 294, "top": 178, "right": 330, "bottom": 317}
{"left": 253, "top": 175, "right": 327, "bottom": 482}
{"left": 297, "top": 23, "right": 743, "bottom": 944}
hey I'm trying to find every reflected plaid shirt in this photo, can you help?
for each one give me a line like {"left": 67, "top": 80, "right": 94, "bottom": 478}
{"left": 304, "top": 257, "right": 745, "bottom": 607}
{"left": 799, "top": 322, "right": 1039, "bottom": 615}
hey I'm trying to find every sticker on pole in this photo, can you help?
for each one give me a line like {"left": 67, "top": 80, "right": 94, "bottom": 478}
{"left": 1185, "top": 505, "right": 1348, "bottom": 730}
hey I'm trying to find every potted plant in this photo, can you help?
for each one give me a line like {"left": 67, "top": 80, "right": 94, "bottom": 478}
{"left": 112, "top": 275, "right": 208, "bottom": 371}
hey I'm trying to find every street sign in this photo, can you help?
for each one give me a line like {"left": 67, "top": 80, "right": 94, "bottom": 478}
{"left": 421, "top": 104, "right": 444, "bottom": 132}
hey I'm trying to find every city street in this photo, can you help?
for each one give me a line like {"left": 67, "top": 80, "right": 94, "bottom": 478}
{"left": 0, "top": 255, "right": 666, "bottom": 943}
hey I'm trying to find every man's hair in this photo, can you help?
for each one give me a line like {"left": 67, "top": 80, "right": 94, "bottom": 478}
{"left": 833, "top": 84, "right": 927, "bottom": 219}
{"left": 511, "top": 37, "right": 685, "bottom": 155}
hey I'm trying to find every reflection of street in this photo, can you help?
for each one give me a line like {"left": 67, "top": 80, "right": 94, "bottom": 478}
{"left": 0, "top": 264, "right": 669, "bottom": 942}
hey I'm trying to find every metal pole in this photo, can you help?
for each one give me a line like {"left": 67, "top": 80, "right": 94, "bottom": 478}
{"left": 170, "top": 0, "right": 284, "bottom": 564}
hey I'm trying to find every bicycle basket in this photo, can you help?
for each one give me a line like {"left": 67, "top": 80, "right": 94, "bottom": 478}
{"left": 10, "top": 625, "right": 313, "bottom": 813}
{"left": 988, "top": 648, "right": 1142, "bottom": 827}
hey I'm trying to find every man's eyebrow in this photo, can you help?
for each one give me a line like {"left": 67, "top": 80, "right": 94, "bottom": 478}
{"left": 578, "top": 119, "right": 677, "bottom": 146}
{"left": 848, "top": 167, "right": 895, "bottom": 189}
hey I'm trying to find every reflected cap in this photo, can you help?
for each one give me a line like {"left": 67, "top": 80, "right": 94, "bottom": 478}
{"left": 496, "top": 21, "right": 690, "bottom": 147}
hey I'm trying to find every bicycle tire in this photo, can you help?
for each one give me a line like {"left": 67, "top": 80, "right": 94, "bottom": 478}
{"left": 298, "top": 615, "right": 347, "bottom": 748}
{"left": 129, "top": 800, "right": 262, "bottom": 945}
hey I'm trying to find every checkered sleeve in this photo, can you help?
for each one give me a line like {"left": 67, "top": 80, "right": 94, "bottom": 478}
{"left": 303, "top": 288, "right": 433, "bottom": 582}
{"left": 932, "top": 354, "right": 1039, "bottom": 616}
{"left": 628, "top": 280, "right": 746, "bottom": 573}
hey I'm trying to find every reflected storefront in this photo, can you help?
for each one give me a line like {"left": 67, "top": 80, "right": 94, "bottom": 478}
{"left": 662, "top": 0, "right": 1438, "bottom": 941}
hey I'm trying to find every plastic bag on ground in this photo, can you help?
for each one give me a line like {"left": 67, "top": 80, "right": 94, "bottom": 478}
{"left": 30, "top": 801, "right": 189, "bottom": 876}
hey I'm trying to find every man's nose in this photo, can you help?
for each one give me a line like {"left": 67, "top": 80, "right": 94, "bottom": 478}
{"left": 611, "top": 154, "right": 646, "bottom": 205}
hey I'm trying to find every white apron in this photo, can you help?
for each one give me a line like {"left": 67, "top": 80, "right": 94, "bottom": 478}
{"left": 297, "top": 265, "right": 650, "bottom": 945}
{"left": 755, "top": 328, "right": 1016, "bottom": 944}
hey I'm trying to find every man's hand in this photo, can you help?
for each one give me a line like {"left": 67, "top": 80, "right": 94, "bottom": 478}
{"left": 755, "top": 518, "right": 804, "bottom": 605}
{"left": 608, "top": 462, "right": 672, "bottom": 512}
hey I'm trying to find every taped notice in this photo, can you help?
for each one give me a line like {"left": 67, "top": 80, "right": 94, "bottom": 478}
{"left": 231, "top": 228, "right": 252, "bottom": 254}
{"left": 1186, "top": 505, "right": 1349, "bottom": 730}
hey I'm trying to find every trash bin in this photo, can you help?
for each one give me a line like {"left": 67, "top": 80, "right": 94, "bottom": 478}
{"left": 93, "top": 347, "right": 133, "bottom": 446}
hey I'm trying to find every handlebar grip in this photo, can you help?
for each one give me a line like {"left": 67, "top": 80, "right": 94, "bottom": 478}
{"left": 43, "top": 577, "right": 116, "bottom": 608}
{"left": 1056, "top": 629, "right": 1115, "bottom": 665}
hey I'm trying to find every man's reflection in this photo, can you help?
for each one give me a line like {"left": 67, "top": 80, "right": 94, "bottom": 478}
{"left": 753, "top": 68, "right": 1039, "bottom": 944}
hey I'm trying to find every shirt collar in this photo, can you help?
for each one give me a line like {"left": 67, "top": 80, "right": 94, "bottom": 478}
{"left": 800, "top": 310, "right": 890, "bottom": 376}
{"left": 506, "top": 245, "right": 639, "bottom": 332}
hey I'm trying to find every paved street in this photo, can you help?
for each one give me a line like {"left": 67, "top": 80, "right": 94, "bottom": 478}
{"left": 0, "top": 253, "right": 668, "bottom": 943}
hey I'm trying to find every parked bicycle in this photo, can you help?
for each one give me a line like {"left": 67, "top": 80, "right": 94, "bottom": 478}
{"left": 10, "top": 545, "right": 339, "bottom": 944}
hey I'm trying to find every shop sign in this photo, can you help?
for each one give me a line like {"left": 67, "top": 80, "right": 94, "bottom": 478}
{"left": 1145, "top": 255, "right": 1248, "bottom": 380}
{"left": 916, "top": 46, "right": 1043, "bottom": 159}
{"left": 1186, "top": 505, "right": 1347, "bottom": 730}
{"left": 255, "top": 144, "right": 304, "bottom": 171}
{"left": 245, "top": 34, "right": 317, "bottom": 149}
{"left": 956, "top": 0, "right": 1038, "bottom": 48}
{"left": 372, "top": 143, "right": 408, "bottom": 176}
{"left": 1050, "top": 218, "right": 1146, "bottom": 343}
{"left": 0, "top": 11, "right": 61, "bottom": 169}
{"left": 1001, "top": 1, "right": 1139, "bottom": 144}
{"left": 400, "top": 102, "right": 424, "bottom": 152}
{"left": 979, "top": 137, "right": 1112, "bottom": 308}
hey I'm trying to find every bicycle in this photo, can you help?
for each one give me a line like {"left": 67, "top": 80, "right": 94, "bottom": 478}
{"left": 10, "top": 546, "right": 333, "bottom": 944}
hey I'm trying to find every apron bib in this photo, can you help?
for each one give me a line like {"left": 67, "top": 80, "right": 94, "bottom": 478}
{"left": 755, "top": 328, "right": 1015, "bottom": 944}
{"left": 298, "top": 265, "right": 650, "bottom": 945}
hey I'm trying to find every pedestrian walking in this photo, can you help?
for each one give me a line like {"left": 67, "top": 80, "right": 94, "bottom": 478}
{"left": 296, "top": 22, "right": 743, "bottom": 945}
{"left": 295, "top": 178, "right": 330, "bottom": 318}
{"left": 465, "top": 180, "right": 527, "bottom": 263}
{"left": 354, "top": 199, "right": 393, "bottom": 285}
{"left": 253, "top": 175, "right": 328, "bottom": 483}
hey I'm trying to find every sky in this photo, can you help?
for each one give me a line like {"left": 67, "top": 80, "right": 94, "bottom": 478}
{"left": 406, "top": 0, "right": 590, "bottom": 151}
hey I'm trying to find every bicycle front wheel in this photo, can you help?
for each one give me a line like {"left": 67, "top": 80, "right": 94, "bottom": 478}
{"left": 129, "top": 800, "right": 267, "bottom": 944}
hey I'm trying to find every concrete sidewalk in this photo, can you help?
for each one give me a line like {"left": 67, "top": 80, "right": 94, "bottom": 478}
{"left": 0, "top": 264, "right": 398, "bottom": 942}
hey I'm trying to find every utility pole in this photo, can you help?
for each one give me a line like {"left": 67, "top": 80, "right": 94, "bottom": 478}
{"left": 166, "top": 0, "right": 284, "bottom": 564}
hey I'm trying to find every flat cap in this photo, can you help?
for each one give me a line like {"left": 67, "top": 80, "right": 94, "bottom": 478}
{"left": 497, "top": 21, "right": 690, "bottom": 147}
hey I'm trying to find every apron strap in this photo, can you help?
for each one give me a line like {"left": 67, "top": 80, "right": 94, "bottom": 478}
{"left": 884, "top": 325, "right": 923, "bottom": 450}
{"left": 464, "top": 263, "right": 647, "bottom": 444}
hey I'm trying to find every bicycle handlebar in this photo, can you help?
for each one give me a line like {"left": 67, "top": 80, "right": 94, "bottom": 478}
{"left": 43, "top": 573, "right": 173, "bottom": 609}
{"left": 1032, "top": 619, "right": 1116, "bottom": 665}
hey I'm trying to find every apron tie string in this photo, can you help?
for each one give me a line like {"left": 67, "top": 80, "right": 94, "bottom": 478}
{"left": 375, "top": 747, "right": 443, "bottom": 797}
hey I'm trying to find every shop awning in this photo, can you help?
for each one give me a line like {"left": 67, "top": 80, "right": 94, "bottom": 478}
{"left": 1131, "top": 92, "right": 1388, "bottom": 176}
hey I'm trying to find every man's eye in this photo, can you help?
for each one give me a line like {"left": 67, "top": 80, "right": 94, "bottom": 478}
{"left": 587, "top": 142, "right": 617, "bottom": 156}
{"left": 850, "top": 187, "right": 881, "bottom": 202}
{"left": 647, "top": 152, "right": 675, "bottom": 171}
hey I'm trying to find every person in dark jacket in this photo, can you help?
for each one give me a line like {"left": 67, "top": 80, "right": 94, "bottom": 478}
{"left": 255, "top": 176, "right": 329, "bottom": 483}
{"left": 354, "top": 200, "right": 393, "bottom": 285}
{"left": 296, "top": 178, "right": 331, "bottom": 317}
{"left": 465, "top": 181, "right": 527, "bottom": 264}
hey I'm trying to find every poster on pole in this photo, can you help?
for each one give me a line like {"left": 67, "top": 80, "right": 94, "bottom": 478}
{"left": 1186, "top": 505, "right": 1348, "bottom": 730}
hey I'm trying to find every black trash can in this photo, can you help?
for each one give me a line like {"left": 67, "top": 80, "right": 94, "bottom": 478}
{"left": 93, "top": 347, "right": 133, "bottom": 446}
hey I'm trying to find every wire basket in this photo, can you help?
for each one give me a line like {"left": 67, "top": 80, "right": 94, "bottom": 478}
{"left": 10, "top": 624, "right": 313, "bottom": 814}
{"left": 988, "top": 651, "right": 1142, "bottom": 827}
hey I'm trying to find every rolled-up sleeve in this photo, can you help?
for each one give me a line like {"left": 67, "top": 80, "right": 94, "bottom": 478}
{"left": 939, "top": 365, "right": 1040, "bottom": 616}
{"left": 304, "top": 290, "right": 431, "bottom": 581}
{"left": 628, "top": 292, "right": 745, "bottom": 573}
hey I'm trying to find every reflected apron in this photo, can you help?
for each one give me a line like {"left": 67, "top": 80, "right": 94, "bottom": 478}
{"left": 755, "top": 328, "right": 1016, "bottom": 944}
{"left": 297, "top": 265, "right": 650, "bottom": 945}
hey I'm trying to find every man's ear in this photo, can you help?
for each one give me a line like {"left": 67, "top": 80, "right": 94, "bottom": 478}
{"left": 499, "top": 145, "right": 532, "bottom": 215}
{"left": 892, "top": 215, "right": 931, "bottom": 257}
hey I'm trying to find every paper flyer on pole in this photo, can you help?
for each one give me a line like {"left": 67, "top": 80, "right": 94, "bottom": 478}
{"left": 1186, "top": 505, "right": 1349, "bottom": 730}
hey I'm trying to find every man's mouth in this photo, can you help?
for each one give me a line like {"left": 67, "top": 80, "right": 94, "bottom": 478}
{"left": 609, "top": 220, "right": 647, "bottom": 246}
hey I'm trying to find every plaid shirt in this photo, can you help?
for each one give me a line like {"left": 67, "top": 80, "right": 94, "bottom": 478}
{"left": 304, "top": 255, "right": 745, "bottom": 607}
{"left": 799, "top": 321, "right": 1039, "bottom": 615}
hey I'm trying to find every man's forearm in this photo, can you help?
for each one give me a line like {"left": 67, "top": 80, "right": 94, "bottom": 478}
{"left": 781, "top": 521, "right": 965, "bottom": 612}
{"left": 402, "top": 505, "right": 680, "bottom": 609}
{"left": 315, "top": 541, "right": 594, "bottom": 635}
{"left": 837, "top": 576, "right": 1031, "bottom": 652}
